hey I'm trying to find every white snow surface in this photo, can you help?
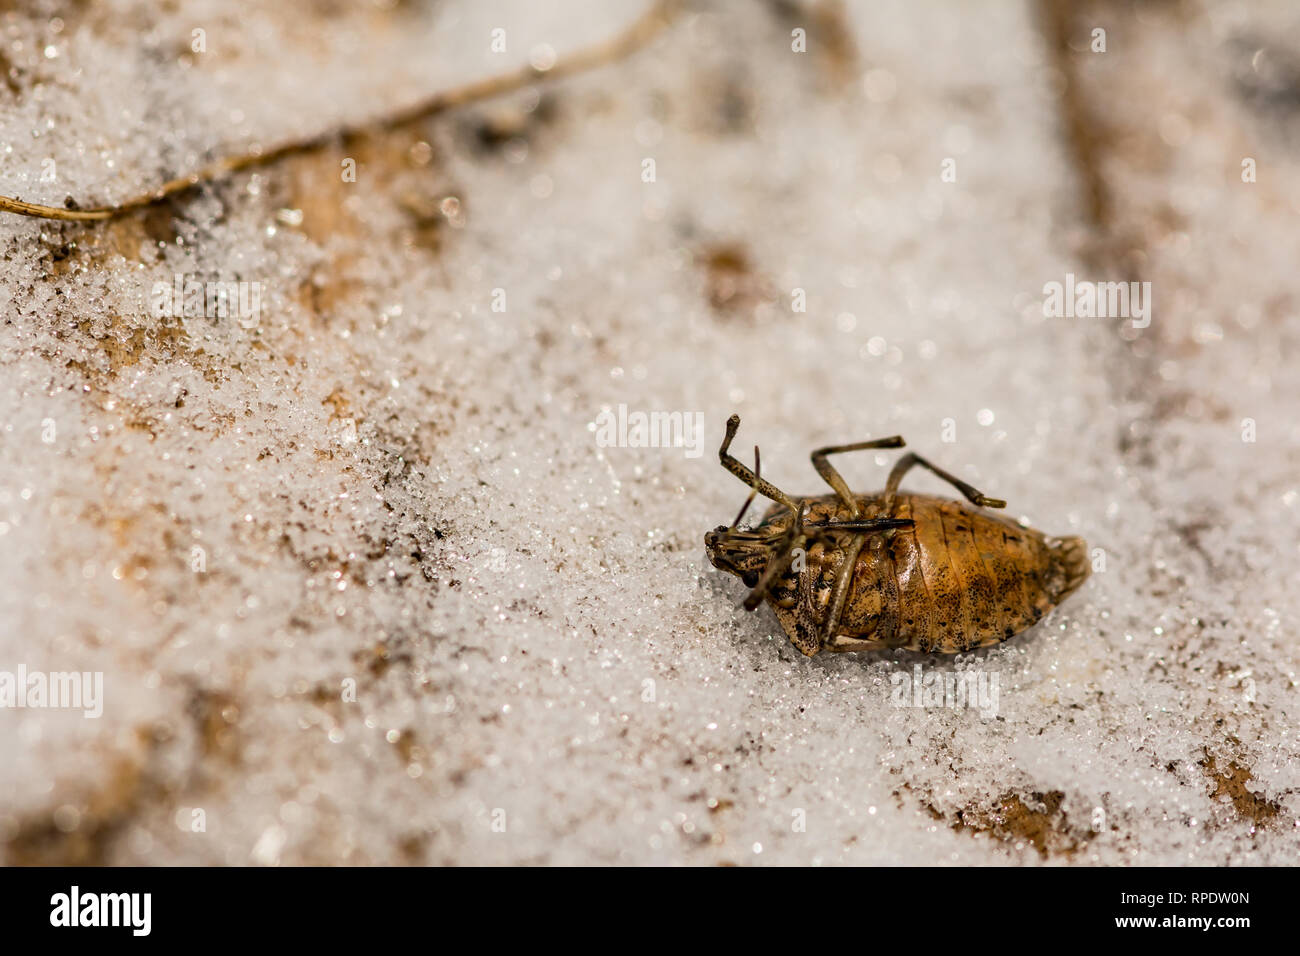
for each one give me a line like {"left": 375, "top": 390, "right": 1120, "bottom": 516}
{"left": 0, "top": 0, "right": 1296, "bottom": 864}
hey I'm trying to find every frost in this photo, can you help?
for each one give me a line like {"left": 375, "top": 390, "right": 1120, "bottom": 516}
{"left": 0, "top": 0, "right": 1296, "bottom": 864}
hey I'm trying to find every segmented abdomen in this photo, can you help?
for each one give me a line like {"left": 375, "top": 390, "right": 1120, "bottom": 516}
{"left": 879, "top": 494, "right": 1054, "bottom": 652}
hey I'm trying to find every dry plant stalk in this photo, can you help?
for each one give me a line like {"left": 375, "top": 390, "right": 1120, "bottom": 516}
{"left": 0, "top": 0, "right": 675, "bottom": 222}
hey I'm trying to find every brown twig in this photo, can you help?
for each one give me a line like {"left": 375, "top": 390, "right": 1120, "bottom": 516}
{"left": 0, "top": 0, "right": 675, "bottom": 222}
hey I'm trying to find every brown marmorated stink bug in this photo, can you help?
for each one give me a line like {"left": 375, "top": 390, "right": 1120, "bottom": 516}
{"left": 704, "top": 415, "right": 1089, "bottom": 655}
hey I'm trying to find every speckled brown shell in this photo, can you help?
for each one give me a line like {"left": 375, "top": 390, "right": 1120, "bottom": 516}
{"left": 761, "top": 493, "right": 1089, "bottom": 655}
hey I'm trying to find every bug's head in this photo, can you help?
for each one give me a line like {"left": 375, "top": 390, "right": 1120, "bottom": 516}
{"left": 704, "top": 521, "right": 788, "bottom": 589}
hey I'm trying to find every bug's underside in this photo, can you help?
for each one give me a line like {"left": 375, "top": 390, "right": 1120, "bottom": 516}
{"left": 735, "top": 494, "right": 1087, "bottom": 655}
{"left": 704, "top": 416, "right": 1089, "bottom": 655}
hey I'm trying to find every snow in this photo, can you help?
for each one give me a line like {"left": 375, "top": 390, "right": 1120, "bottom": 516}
{"left": 0, "top": 0, "right": 1296, "bottom": 864}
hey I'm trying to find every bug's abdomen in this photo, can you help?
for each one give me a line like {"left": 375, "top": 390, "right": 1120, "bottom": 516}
{"left": 887, "top": 494, "right": 1053, "bottom": 653}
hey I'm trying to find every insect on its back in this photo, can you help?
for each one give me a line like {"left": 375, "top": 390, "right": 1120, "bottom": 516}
{"left": 704, "top": 416, "right": 1089, "bottom": 656}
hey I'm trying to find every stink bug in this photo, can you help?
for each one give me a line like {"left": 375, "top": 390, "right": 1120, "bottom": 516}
{"left": 704, "top": 415, "right": 1089, "bottom": 655}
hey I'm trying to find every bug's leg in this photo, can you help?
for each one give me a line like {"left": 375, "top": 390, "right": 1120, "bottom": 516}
{"left": 822, "top": 534, "right": 866, "bottom": 644}
{"left": 810, "top": 436, "right": 906, "bottom": 516}
{"left": 741, "top": 529, "right": 804, "bottom": 611}
{"left": 884, "top": 452, "right": 1006, "bottom": 509}
{"left": 720, "top": 415, "right": 798, "bottom": 513}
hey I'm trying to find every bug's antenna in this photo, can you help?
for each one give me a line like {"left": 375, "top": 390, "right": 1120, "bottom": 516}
{"left": 729, "top": 445, "right": 761, "bottom": 530}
